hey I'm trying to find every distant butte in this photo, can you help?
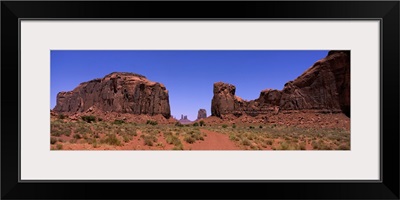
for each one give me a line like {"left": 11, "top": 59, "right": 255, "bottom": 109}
{"left": 197, "top": 109, "right": 207, "bottom": 120}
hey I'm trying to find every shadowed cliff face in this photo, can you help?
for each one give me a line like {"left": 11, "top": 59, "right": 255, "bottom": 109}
{"left": 53, "top": 72, "right": 171, "bottom": 118}
{"left": 211, "top": 50, "right": 350, "bottom": 118}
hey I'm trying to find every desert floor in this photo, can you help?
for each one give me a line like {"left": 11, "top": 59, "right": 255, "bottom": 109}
{"left": 50, "top": 118, "right": 350, "bottom": 150}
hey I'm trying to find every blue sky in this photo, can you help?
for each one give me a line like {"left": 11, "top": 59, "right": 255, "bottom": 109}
{"left": 51, "top": 50, "right": 328, "bottom": 120}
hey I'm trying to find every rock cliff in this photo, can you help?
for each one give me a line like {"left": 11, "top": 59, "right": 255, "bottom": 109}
{"left": 211, "top": 50, "right": 350, "bottom": 118}
{"left": 53, "top": 72, "right": 171, "bottom": 118}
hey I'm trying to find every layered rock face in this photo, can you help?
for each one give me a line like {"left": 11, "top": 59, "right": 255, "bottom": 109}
{"left": 211, "top": 50, "right": 350, "bottom": 118}
{"left": 197, "top": 109, "right": 207, "bottom": 120}
{"left": 53, "top": 72, "right": 171, "bottom": 118}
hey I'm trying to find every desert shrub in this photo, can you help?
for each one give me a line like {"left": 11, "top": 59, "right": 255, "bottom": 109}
{"left": 97, "top": 117, "right": 103, "bottom": 122}
{"left": 146, "top": 120, "right": 158, "bottom": 126}
{"left": 229, "top": 134, "right": 237, "bottom": 141}
{"left": 199, "top": 120, "right": 205, "bottom": 126}
{"left": 172, "top": 143, "right": 184, "bottom": 150}
{"left": 184, "top": 136, "right": 196, "bottom": 144}
{"left": 222, "top": 124, "right": 228, "bottom": 128}
{"left": 320, "top": 144, "right": 332, "bottom": 150}
{"left": 175, "top": 122, "right": 183, "bottom": 127}
{"left": 81, "top": 115, "right": 96, "bottom": 123}
{"left": 56, "top": 144, "right": 63, "bottom": 150}
{"left": 232, "top": 124, "right": 236, "bottom": 129}
{"left": 69, "top": 138, "right": 77, "bottom": 143}
{"left": 242, "top": 139, "right": 251, "bottom": 146}
{"left": 58, "top": 138, "right": 64, "bottom": 143}
{"left": 165, "top": 135, "right": 181, "bottom": 146}
{"left": 92, "top": 141, "right": 98, "bottom": 148}
{"left": 259, "top": 125, "right": 263, "bottom": 129}
{"left": 123, "top": 135, "right": 132, "bottom": 143}
{"left": 249, "top": 126, "right": 255, "bottom": 129}
{"left": 193, "top": 122, "right": 199, "bottom": 127}
{"left": 250, "top": 145, "right": 260, "bottom": 150}
{"left": 144, "top": 138, "right": 153, "bottom": 146}
{"left": 50, "top": 122, "right": 71, "bottom": 137}
{"left": 279, "top": 142, "right": 289, "bottom": 150}
{"left": 50, "top": 137, "right": 57, "bottom": 144}
{"left": 266, "top": 140, "right": 273, "bottom": 145}
{"left": 73, "top": 133, "right": 82, "bottom": 139}
{"left": 299, "top": 142, "right": 306, "bottom": 150}
{"left": 312, "top": 141, "right": 319, "bottom": 150}
{"left": 271, "top": 124, "right": 277, "bottom": 128}
{"left": 127, "top": 130, "right": 137, "bottom": 136}
{"left": 338, "top": 144, "right": 350, "bottom": 150}
{"left": 58, "top": 114, "right": 66, "bottom": 119}
{"left": 156, "top": 142, "right": 165, "bottom": 148}
{"left": 140, "top": 134, "right": 157, "bottom": 146}
{"left": 113, "top": 119, "right": 125, "bottom": 125}
{"left": 101, "top": 134, "right": 121, "bottom": 146}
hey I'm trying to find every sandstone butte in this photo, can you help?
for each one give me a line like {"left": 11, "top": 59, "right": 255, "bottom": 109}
{"left": 211, "top": 50, "right": 350, "bottom": 118}
{"left": 197, "top": 109, "right": 207, "bottom": 120}
{"left": 53, "top": 72, "right": 171, "bottom": 118}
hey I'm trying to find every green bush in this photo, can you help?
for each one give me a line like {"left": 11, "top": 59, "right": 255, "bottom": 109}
{"left": 222, "top": 124, "right": 228, "bottom": 128}
{"left": 113, "top": 119, "right": 125, "bottom": 125}
{"left": 338, "top": 144, "right": 350, "bottom": 150}
{"left": 232, "top": 124, "right": 236, "bottom": 128}
{"left": 172, "top": 144, "right": 184, "bottom": 150}
{"left": 165, "top": 135, "right": 181, "bottom": 146}
{"left": 50, "top": 137, "right": 57, "bottom": 144}
{"left": 184, "top": 136, "right": 196, "bottom": 144}
{"left": 123, "top": 135, "right": 132, "bottom": 143}
{"left": 144, "top": 138, "right": 153, "bottom": 146}
{"left": 279, "top": 142, "right": 289, "bottom": 150}
{"left": 229, "top": 134, "right": 237, "bottom": 141}
{"left": 242, "top": 139, "right": 251, "bottom": 146}
{"left": 259, "top": 125, "right": 263, "bottom": 129}
{"left": 59, "top": 114, "right": 66, "bottom": 119}
{"left": 199, "top": 120, "right": 205, "bottom": 126}
{"left": 98, "top": 117, "right": 103, "bottom": 122}
{"left": 175, "top": 122, "right": 183, "bottom": 127}
{"left": 145, "top": 120, "right": 158, "bottom": 125}
{"left": 69, "top": 138, "right": 77, "bottom": 144}
{"left": 249, "top": 126, "right": 255, "bottom": 129}
{"left": 73, "top": 134, "right": 82, "bottom": 139}
{"left": 81, "top": 115, "right": 96, "bottom": 123}
{"left": 56, "top": 144, "right": 63, "bottom": 150}
{"left": 299, "top": 142, "right": 306, "bottom": 150}
{"left": 193, "top": 122, "right": 199, "bottom": 127}
{"left": 100, "top": 134, "right": 121, "bottom": 146}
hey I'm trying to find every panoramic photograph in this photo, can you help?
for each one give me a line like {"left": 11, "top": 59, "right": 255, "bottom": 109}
{"left": 50, "top": 50, "right": 350, "bottom": 150}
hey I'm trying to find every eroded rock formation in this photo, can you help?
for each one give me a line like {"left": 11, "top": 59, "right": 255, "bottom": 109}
{"left": 53, "top": 72, "right": 171, "bottom": 118}
{"left": 197, "top": 109, "right": 207, "bottom": 120}
{"left": 211, "top": 50, "right": 350, "bottom": 118}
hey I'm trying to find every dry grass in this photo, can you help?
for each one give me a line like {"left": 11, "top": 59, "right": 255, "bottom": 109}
{"left": 50, "top": 119, "right": 349, "bottom": 150}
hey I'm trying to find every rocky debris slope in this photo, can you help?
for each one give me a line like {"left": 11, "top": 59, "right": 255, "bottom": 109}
{"left": 53, "top": 72, "right": 171, "bottom": 118}
{"left": 197, "top": 109, "right": 207, "bottom": 120}
{"left": 211, "top": 50, "right": 350, "bottom": 118}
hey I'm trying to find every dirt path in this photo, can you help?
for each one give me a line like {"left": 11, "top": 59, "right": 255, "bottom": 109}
{"left": 184, "top": 129, "right": 241, "bottom": 150}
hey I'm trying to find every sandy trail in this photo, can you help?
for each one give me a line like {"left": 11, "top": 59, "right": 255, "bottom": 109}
{"left": 184, "top": 129, "right": 241, "bottom": 150}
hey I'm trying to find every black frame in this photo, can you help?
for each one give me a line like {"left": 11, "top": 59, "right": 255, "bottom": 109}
{"left": 2, "top": 1, "right": 399, "bottom": 199}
